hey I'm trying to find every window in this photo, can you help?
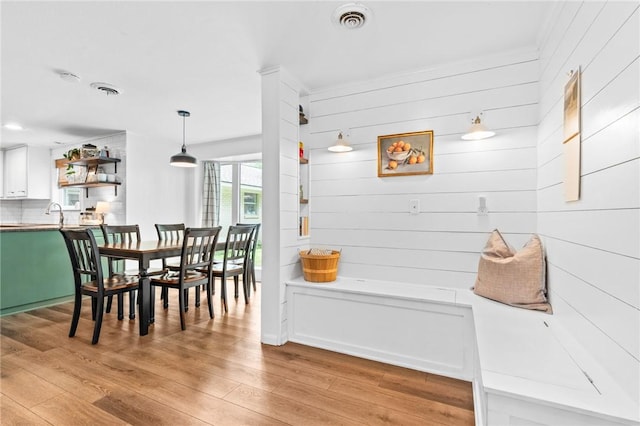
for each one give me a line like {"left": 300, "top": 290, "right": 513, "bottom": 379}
{"left": 243, "top": 192, "right": 259, "bottom": 218}
{"left": 207, "top": 161, "right": 262, "bottom": 266}
{"left": 60, "top": 187, "right": 81, "bottom": 210}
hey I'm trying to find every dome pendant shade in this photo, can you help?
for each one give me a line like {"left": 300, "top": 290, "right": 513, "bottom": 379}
{"left": 328, "top": 131, "right": 353, "bottom": 152}
{"left": 170, "top": 146, "right": 197, "bottom": 167}
{"left": 170, "top": 110, "right": 198, "bottom": 168}
{"left": 461, "top": 115, "right": 495, "bottom": 140}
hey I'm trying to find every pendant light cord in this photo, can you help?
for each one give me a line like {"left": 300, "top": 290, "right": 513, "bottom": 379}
{"left": 182, "top": 114, "right": 186, "bottom": 150}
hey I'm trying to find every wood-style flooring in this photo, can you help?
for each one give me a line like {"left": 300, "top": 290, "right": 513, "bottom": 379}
{"left": 1, "top": 280, "right": 474, "bottom": 425}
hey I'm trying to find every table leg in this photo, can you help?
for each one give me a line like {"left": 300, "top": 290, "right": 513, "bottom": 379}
{"left": 138, "top": 275, "right": 150, "bottom": 336}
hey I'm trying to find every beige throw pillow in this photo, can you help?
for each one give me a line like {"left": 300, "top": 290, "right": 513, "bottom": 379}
{"left": 474, "top": 230, "right": 552, "bottom": 313}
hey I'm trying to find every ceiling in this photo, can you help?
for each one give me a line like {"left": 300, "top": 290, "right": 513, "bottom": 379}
{"left": 1, "top": 1, "right": 554, "bottom": 149}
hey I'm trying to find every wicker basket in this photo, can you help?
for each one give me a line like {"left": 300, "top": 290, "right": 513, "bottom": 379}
{"left": 299, "top": 250, "right": 341, "bottom": 282}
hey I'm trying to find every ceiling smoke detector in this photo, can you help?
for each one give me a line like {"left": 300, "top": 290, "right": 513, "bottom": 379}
{"left": 90, "top": 82, "right": 121, "bottom": 96}
{"left": 332, "top": 3, "right": 371, "bottom": 30}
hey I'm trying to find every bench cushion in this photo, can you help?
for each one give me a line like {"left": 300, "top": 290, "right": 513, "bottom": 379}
{"left": 474, "top": 230, "right": 552, "bottom": 313}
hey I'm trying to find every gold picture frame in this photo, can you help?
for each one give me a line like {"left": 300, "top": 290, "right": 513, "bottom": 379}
{"left": 377, "top": 130, "right": 434, "bottom": 177}
{"left": 563, "top": 69, "right": 581, "bottom": 143}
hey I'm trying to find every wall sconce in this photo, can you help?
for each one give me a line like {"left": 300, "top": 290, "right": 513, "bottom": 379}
{"left": 328, "top": 131, "right": 353, "bottom": 152}
{"left": 461, "top": 113, "right": 496, "bottom": 140}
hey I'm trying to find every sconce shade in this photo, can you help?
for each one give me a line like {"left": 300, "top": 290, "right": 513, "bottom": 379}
{"left": 461, "top": 115, "right": 496, "bottom": 140}
{"left": 170, "top": 110, "right": 198, "bottom": 167}
{"left": 328, "top": 132, "right": 353, "bottom": 152}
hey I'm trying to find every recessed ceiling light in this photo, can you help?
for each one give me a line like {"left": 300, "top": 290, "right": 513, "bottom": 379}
{"left": 3, "top": 123, "right": 23, "bottom": 131}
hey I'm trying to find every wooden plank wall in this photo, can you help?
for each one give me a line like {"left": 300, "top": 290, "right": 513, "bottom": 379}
{"left": 303, "top": 50, "right": 540, "bottom": 289}
{"left": 537, "top": 1, "right": 639, "bottom": 402}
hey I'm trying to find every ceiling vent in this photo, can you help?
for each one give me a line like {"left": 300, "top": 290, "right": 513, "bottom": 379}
{"left": 90, "top": 82, "right": 121, "bottom": 96}
{"left": 58, "top": 71, "right": 80, "bottom": 83}
{"left": 332, "top": 3, "right": 371, "bottom": 30}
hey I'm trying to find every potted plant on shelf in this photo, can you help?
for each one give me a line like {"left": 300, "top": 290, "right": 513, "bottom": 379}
{"left": 63, "top": 148, "right": 81, "bottom": 161}
{"left": 63, "top": 148, "right": 81, "bottom": 183}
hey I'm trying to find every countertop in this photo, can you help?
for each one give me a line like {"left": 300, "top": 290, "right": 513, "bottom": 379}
{"left": 0, "top": 223, "right": 100, "bottom": 232}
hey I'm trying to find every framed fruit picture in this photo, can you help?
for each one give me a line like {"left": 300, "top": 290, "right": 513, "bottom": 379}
{"left": 377, "top": 130, "right": 434, "bottom": 177}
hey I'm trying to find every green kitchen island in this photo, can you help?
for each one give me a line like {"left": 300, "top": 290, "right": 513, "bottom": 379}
{"left": 0, "top": 225, "right": 93, "bottom": 316}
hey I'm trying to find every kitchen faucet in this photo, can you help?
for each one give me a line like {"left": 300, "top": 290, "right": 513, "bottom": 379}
{"left": 45, "top": 202, "right": 64, "bottom": 228}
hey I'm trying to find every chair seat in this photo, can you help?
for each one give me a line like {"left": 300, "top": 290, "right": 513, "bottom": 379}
{"left": 151, "top": 270, "right": 208, "bottom": 286}
{"left": 203, "top": 262, "right": 244, "bottom": 274}
{"left": 82, "top": 275, "right": 139, "bottom": 293}
{"left": 165, "top": 262, "right": 181, "bottom": 271}
{"left": 117, "top": 267, "right": 166, "bottom": 277}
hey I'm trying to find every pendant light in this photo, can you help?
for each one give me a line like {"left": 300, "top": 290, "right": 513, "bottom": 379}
{"left": 461, "top": 114, "right": 496, "bottom": 140}
{"left": 170, "top": 110, "right": 197, "bottom": 167}
{"left": 328, "top": 131, "right": 353, "bottom": 152}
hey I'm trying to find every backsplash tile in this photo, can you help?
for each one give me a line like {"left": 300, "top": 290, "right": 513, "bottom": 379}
{"left": 0, "top": 200, "right": 23, "bottom": 223}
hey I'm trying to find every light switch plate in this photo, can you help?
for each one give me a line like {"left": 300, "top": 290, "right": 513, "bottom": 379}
{"left": 409, "top": 199, "right": 420, "bottom": 215}
{"left": 477, "top": 195, "right": 488, "bottom": 216}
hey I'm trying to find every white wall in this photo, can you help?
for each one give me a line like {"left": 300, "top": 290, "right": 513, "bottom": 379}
{"left": 189, "top": 134, "right": 261, "bottom": 162}
{"left": 126, "top": 132, "right": 188, "bottom": 240}
{"left": 536, "top": 1, "right": 639, "bottom": 402}
{"left": 304, "top": 50, "right": 540, "bottom": 289}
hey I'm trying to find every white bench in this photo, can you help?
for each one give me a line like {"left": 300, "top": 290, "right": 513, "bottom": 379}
{"left": 285, "top": 277, "right": 639, "bottom": 426}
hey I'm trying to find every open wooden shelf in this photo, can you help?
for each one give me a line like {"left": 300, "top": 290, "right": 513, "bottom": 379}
{"left": 59, "top": 181, "right": 121, "bottom": 197}
{"left": 59, "top": 182, "right": 121, "bottom": 189}
{"left": 56, "top": 156, "right": 123, "bottom": 197}
{"left": 67, "top": 156, "right": 121, "bottom": 166}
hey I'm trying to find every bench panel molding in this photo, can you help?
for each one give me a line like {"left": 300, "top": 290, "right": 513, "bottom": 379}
{"left": 287, "top": 281, "right": 474, "bottom": 380}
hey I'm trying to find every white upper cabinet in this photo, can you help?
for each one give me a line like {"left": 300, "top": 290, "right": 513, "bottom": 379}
{"left": 3, "top": 145, "right": 50, "bottom": 199}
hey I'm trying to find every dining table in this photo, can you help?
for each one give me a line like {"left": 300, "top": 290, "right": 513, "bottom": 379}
{"left": 99, "top": 240, "right": 185, "bottom": 336}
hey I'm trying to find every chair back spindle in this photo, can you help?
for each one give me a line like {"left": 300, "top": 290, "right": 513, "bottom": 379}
{"left": 64, "top": 229, "right": 102, "bottom": 285}
{"left": 101, "top": 224, "right": 141, "bottom": 276}
{"left": 210, "top": 225, "right": 255, "bottom": 312}
{"left": 236, "top": 223, "right": 260, "bottom": 291}
{"left": 155, "top": 223, "right": 186, "bottom": 242}
{"left": 155, "top": 223, "right": 186, "bottom": 270}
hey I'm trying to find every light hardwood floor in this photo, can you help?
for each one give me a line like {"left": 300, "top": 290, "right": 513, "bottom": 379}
{"left": 1, "top": 280, "right": 474, "bottom": 425}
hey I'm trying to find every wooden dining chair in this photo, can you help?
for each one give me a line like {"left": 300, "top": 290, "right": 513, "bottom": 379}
{"left": 236, "top": 223, "right": 260, "bottom": 293}
{"left": 208, "top": 225, "right": 255, "bottom": 312}
{"left": 155, "top": 223, "right": 185, "bottom": 308}
{"left": 150, "top": 227, "right": 221, "bottom": 330}
{"left": 100, "top": 224, "right": 141, "bottom": 320}
{"left": 60, "top": 228, "right": 138, "bottom": 344}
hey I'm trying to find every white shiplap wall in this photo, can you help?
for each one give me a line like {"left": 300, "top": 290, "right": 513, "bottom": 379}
{"left": 260, "top": 67, "right": 308, "bottom": 344}
{"left": 304, "top": 51, "right": 540, "bottom": 289}
{"left": 537, "top": 1, "right": 639, "bottom": 402}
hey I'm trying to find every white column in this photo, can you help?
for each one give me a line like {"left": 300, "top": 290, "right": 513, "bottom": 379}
{"left": 260, "top": 66, "right": 305, "bottom": 345}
